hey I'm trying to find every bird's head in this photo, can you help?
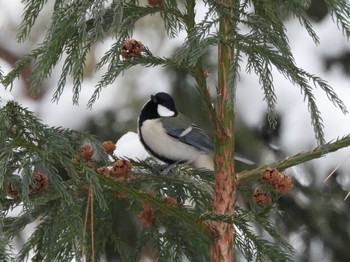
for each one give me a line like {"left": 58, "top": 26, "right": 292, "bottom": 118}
{"left": 150, "top": 92, "right": 178, "bottom": 118}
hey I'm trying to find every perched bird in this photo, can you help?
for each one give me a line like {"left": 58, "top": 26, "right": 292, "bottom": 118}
{"left": 138, "top": 92, "right": 254, "bottom": 170}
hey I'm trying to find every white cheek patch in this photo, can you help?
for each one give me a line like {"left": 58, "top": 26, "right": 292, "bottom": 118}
{"left": 157, "top": 104, "right": 175, "bottom": 117}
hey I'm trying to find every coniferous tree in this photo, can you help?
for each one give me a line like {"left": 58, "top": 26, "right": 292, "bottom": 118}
{"left": 1, "top": 0, "right": 350, "bottom": 261}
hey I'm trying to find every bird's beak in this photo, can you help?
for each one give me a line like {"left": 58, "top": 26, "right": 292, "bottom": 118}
{"left": 151, "top": 95, "right": 157, "bottom": 103}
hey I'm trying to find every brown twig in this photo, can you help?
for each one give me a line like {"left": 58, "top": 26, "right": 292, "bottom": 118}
{"left": 82, "top": 187, "right": 91, "bottom": 262}
{"left": 90, "top": 187, "right": 95, "bottom": 262}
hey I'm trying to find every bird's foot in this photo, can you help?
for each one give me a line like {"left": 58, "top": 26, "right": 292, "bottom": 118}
{"left": 152, "top": 162, "right": 181, "bottom": 175}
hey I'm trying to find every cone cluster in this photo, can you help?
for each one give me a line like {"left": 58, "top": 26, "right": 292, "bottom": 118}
{"left": 252, "top": 168, "right": 293, "bottom": 206}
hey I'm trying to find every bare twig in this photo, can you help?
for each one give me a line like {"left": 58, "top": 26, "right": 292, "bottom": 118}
{"left": 82, "top": 186, "right": 91, "bottom": 262}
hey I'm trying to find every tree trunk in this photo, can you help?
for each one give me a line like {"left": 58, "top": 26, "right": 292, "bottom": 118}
{"left": 211, "top": 0, "right": 237, "bottom": 261}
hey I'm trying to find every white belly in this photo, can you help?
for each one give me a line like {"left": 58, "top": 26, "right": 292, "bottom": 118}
{"left": 140, "top": 119, "right": 205, "bottom": 163}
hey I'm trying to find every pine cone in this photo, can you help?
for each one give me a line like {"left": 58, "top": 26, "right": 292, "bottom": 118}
{"left": 147, "top": 0, "right": 163, "bottom": 6}
{"left": 163, "top": 197, "right": 178, "bottom": 207}
{"left": 252, "top": 187, "right": 272, "bottom": 206}
{"left": 7, "top": 181, "right": 20, "bottom": 197}
{"left": 121, "top": 39, "right": 145, "bottom": 59}
{"left": 139, "top": 207, "right": 156, "bottom": 227}
{"left": 102, "top": 141, "right": 116, "bottom": 155}
{"left": 81, "top": 144, "right": 94, "bottom": 161}
{"left": 111, "top": 159, "right": 133, "bottom": 179}
{"left": 272, "top": 174, "right": 293, "bottom": 194}
{"left": 261, "top": 168, "right": 293, "bottom": 194}
{"left": 97, "top": 166, "right": 111, "bottom": 177}
{"left": 30, "top": 172, "right": 49, "bottom": 193}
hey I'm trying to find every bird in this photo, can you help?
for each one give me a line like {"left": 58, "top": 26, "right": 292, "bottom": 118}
{"left": 137, "top": 92, "right": 254, "bottom": 171}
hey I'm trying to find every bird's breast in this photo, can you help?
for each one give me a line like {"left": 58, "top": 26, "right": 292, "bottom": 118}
{"left": 139, "top": 119, "right": 205, "bottom": 163}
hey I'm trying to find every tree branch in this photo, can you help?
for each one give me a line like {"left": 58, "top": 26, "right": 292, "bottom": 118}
{"left": 238, "top": 135, "right": 350, "bottom": 185}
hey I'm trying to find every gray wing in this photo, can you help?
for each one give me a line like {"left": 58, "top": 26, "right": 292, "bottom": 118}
{"left": 161, "top": 115, "right": 254, "bottom": 164}
{"left": 178, "top": 124, "right": 213, "bottom": 154}
{"left": 161, "top": 115, "right": 213, "bottom": 154}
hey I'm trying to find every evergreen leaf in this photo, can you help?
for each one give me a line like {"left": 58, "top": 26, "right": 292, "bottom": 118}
{"left": 324, "top": 0, "right": 350, "bottom": 39}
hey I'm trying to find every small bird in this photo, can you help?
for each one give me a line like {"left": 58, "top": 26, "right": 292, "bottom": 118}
{"left": 138, "top": 92, "right": 254, "bottom": 170}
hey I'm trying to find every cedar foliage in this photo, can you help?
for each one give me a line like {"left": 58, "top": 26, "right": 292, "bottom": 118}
{"left": 1, "top": 0, "right": 350, "bottom": 261}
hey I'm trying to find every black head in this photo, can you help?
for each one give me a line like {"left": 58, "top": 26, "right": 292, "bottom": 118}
{"left": 139, "top": 92, "right": 178, "bottom": 123}
{"left": 151, "top": 92, "right": 178, "bottom": 116}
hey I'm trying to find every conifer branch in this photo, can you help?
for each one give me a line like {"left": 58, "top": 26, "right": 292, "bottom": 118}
{"left": 238, "top": 134, "right": 350, "bottom": 185}
{"left": 180, "top": 0, "right": 221, "bottom": 137}
{"left": 2, "top": 0, "right": 350, "bottom": 261}
{"left": 324, "top": 0, "right": 350, "bottom": 39}
{"left": 100, "top": 174, "right": 206, "bottom": 229}
{"left": 17, "top": 0, "right": 47, "bottom": 42}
